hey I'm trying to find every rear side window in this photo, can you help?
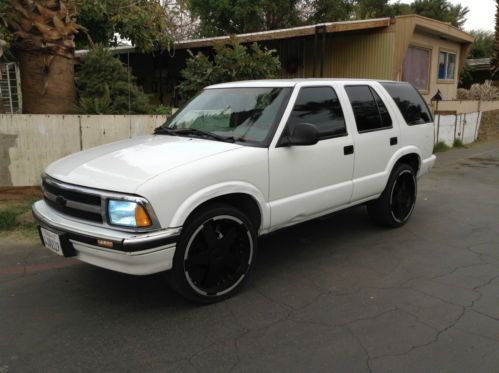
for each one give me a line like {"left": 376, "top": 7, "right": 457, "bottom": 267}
{"left": 345, "top": 85, "right": 392, "bottom": 133}
{"left": 287, "top": 86, "right": 347, "bottom": 138}
{"left": 381, "top": 83, "right": 433, "bottom": 125}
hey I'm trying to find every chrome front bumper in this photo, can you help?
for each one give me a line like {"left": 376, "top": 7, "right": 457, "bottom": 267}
{"left": 33, "top": 200, "right": 180, "bottom": 275}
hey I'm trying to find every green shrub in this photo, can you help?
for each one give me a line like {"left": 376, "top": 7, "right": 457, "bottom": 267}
{"left": 0, "top": 199, "right": 37, "bottom": 231}
{"left": 0, "top": 209, "right": 17, "bottom": 230}
{"left": 76, "top": 45, "right": 151, "bottom": 114}
{"left": 178, "top": 39, "right": 281, "bottom": 100}
{"left": 150, "top": 105, "right": 172, "bottom": 115}
{"left": 453, "top": 138, "right": 465, "bottom": 148}
{"left": 434, "top": 141, "right": 450, "bottom": 153}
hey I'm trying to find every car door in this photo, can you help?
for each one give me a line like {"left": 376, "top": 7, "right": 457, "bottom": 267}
{"left": 343, "top": 84, "right": 401, "bottom": 202}
{"left": 268, "top": 84, "right": 355, "bottom": 231}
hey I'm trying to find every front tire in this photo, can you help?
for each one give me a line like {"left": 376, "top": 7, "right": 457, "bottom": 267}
{"left": 367, "top": 163, "right": 417, "bottom": 228}
{"left": 169, "top": 203, "right": 257, "bottom": 303}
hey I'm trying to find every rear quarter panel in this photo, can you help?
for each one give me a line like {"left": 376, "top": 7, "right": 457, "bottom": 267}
{"left": 376, "top": 83, "right": 434, "bottom": 173}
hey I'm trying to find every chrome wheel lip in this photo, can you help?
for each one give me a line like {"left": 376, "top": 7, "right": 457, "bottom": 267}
{"left": 389, "top": 169, "right": 417, "bottom": 224}
{"left": 183, "top": 215, "right": 253, "bottom": 297}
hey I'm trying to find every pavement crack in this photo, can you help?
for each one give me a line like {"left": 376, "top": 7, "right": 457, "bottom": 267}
{"left": 397, "top": 308, "right": 440, "bottom": 333}
{"left": 343, "top": 326, "right": 373, "bottom": 373}
{"left": 370, "top": 274, "right": 499, "bottom": 364}
{"left": 336, "top": 307, "right": 398, "bottom": 328}
{"left": 252, "top": 285, "right": 294, "bottom": 312}
{"left": 430, "top": 260, "right": 487, "bottom": 281}
{"left": 470, "top": 309, "right": 499, "bottom": 322}
{"left": 370, "top": 306, "right": 466, "bottom": 363}
{"left": 466, "top": 243, "right": 499, "bottom": 263}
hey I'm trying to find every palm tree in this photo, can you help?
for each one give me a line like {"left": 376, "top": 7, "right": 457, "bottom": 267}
{"left": 6, "top": 0, "right": 86, "bottom": 113}
{"left": 0, "top": 3, "right": 10, "bottom": 114}
{"left": 492, "top": 0, "right": 499, "bottom": 82}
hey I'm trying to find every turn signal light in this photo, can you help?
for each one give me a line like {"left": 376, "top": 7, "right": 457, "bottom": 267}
{"left": 135, "top": 205, "right": 152, "bottom": 227}
{"left": 97, "top": 240, "right": 114, "bottom": 249}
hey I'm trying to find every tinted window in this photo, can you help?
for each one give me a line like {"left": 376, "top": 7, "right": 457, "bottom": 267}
{"left": 287, "top": 87, "right": 347, "bottom": 138}
{"left": 381, "top": 83, "right": 433, "bottom": 125}
{"left": 345, "top": 86, "right": 392, "bottom": 133}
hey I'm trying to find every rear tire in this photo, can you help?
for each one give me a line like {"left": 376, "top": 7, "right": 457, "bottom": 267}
{"left": 367, "top": 163, "right": 417, "bottom": 228}
{"left": 168, "top": 203, "right": 257, "bottom": 303}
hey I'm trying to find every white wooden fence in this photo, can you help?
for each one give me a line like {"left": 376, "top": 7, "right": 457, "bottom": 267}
{"left": 431, "top": 100, "right": 499, "bottom": 146}
{"left": 0, "top": 114, "right": 168, "bottom": 186}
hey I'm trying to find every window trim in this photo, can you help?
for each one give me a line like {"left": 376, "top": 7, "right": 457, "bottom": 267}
{"left": 437, "top": 49, "right": 458, "bottom": 82}
{"left": 402, "top": 44, "right": 432, "bottom": 94}
{"left": 278, "top": 85, "right": 349, "bottom": 146}
{"left": 344, "top": 84, "right": 394, "bottom": 134}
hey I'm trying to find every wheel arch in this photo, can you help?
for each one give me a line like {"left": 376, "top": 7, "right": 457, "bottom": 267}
{"left": 387, "top": 147, "right": 422, "bottom": 177}
{"left": 169, "top": 182, "right": 269, "bottom": 232}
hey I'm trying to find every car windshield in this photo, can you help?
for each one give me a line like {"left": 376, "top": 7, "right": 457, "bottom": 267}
{"left": 158, "top": 87, "right": 291, "bottom": 146}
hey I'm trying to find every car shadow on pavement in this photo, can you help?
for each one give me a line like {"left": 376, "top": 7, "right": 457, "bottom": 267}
{"left": 59, "top": 204, "right": 382, "bottom": 307}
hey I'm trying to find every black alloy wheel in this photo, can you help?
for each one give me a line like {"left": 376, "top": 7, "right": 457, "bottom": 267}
{"left": 367, "top": 163, "right": 417, "bottom": 228}
{"left": 169, "top": 203, "right": 257, "bottom": 303}
{"left": 390, "top": 169, "right": 416, "bottom": 223}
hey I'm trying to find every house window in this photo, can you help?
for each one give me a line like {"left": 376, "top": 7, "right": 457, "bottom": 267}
{"left": 402, "top": 46, "right": 431, "bottom": 91}
{"left": 438, "top": 51, "right": 456, "bottom": 80}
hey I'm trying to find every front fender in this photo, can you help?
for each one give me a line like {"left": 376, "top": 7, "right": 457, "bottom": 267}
{"left": 168, "top": 181, "right": 270, "bottom": 232}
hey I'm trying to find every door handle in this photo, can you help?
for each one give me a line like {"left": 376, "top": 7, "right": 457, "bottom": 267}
{"left": 344, "top": 145, "right": 354, "bottom": 155}
{"left": 390, "top": 137, "right": 398, "bottom": 146}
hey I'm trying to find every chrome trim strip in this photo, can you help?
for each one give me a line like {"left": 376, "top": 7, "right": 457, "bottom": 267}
{"left": 44, "top": 189, "right": 102, "bottom": 214}
{"left": 69, "top": 240, "right": 176, "bottom": 256}
{"left": 124, "top": 227, "right": 182, "bottom": 245}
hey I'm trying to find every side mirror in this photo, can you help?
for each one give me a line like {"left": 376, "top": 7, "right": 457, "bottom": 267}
{"left": 288, "top": 123, "right": 319, "bottom": 146}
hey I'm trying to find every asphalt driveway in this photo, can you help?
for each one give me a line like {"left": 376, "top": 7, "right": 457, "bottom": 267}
{"left": 1, "top": 140, "right": 499, "bottom": 373}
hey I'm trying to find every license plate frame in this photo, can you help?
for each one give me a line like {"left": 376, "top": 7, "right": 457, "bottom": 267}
{"left": 40, "top": 227, "right": 64, "bottom": 256}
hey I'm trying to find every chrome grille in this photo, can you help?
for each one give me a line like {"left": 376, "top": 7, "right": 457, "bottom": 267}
{"left": 42, "top": 177, "right": 104, "bottom": 223}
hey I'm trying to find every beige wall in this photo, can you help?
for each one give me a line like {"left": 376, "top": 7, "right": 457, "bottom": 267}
{"left": 408, "top": 30, "right": 463, "bottom": 102}
{"left": 430, "top": 100, "right": 499, "bottom": 114}
{"left": 0, "top": 115, "right": 167, "bottom": 187}
{"left": 303, "top": 30, "right": 395, "bottom": 80}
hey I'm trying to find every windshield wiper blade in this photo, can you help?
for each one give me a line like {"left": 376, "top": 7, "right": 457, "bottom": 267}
{"left": 154, "top": 126, "right": 177, "bottom": 135}
{"left": 174, "top": 128, "right": 236, "bottom": 143}
{"left": 154, "top": 127, "right": 238, "bottom": 143}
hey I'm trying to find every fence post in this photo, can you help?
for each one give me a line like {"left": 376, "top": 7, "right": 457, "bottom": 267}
{"left": 475, "top": 100, "right": 482, "bottom": 141}
{"left": 79, "top": 115, "right": 83, "bottom": 151}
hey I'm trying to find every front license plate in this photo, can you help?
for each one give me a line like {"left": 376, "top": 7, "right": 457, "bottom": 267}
{"left": 41, "top": 227, "right": 63, "bottom": 256}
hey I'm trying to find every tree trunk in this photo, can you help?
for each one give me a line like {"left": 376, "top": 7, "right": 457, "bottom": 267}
{"left": 492, "top": 0, "right": 499, "bottom": 82}
{"left": 19, "top": 51, "right": 76, "bottom": 114}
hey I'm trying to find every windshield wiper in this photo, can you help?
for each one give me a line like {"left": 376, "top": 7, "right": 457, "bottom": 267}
{"left": 154, "top": 127, "right": 236, "bottom": 143}
{"left": 154, "top": 127, "right": 177, "bottom": 135}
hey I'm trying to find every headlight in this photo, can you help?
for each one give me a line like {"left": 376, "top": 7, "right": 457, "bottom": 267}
{"left": 108, "top": 200, "right": 152, "bottom": 228}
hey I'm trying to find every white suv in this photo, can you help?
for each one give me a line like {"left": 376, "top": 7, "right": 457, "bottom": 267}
{"left": 33, "top": 79, "right": 436, "bottom": 302}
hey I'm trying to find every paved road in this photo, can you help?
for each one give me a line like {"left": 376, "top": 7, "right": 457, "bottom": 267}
{"left": 1, "top": 141, "right": 499, "bottom": 373}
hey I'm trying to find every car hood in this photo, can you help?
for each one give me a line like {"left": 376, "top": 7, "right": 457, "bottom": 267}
{"left": 45, "top": 135, "right": 242, "bottom": 193}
